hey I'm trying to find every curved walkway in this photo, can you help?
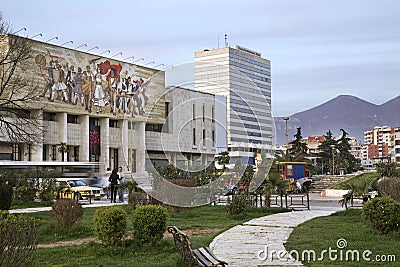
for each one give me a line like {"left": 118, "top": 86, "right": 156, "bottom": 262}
{"left": 210, "top": 195, "right": 343, "bottom": 267}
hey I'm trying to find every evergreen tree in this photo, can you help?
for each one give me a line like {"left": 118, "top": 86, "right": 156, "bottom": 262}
{"left": 336, "top": 129, "right": 358, "bottom": 173}
{"left": 288, "top": 127, "right": 308, "bottom": 157}
{"left": 317, "top": 130, "right": 338, "bottom": 174}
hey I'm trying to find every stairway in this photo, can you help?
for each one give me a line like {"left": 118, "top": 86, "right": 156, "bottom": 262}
{"left": 310, "top": 173, "right": 363, "bottom": 193}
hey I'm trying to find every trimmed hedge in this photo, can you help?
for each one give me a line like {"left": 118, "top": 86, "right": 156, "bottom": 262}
{"left": 363, "top": 196, "right": 400, "bottom": 234}
{"left": 0, "top": 183, "right": 13, "bottom": 210}
{"left": 94, "top": 206, "right": 127, "bottom": 246}
{"left": 132, "top": 205, "right": 168, "bottom": 245}
{"left": 0, "top": 211, "right": 41, "bottom": 267}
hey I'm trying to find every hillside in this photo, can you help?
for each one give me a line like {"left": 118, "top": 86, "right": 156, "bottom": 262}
{"left": 273, "top": 95, "right": 400, "bottom": 144}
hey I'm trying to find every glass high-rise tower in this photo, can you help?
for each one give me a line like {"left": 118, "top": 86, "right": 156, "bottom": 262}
{"left": 195, "top": 45, "right": 272, "bottom": 165}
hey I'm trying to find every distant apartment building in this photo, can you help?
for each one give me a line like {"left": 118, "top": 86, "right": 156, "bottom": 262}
{"left": 194, "top": 45, "right": 272, "bottom": 165}
{"left": 364, "top": 126, "right": 400, "bottom": 163}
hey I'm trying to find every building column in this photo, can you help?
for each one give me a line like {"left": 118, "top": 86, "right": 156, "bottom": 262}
{"left": 31, "top": 110, "right": 43, "bottom": 161}
{"left": 135, "top": 121, "right": 146, "bottom": 172}
{"left": 100, "top": 117, "right": 109, "bottom": 173}
{"left": 121, "top": 118, "right": 129, "bottom": 171}
{"left": 56, "top": 112, "right": 67, "bottom": 161}
{"left": 80, "top": 115, "right": 89, "bottom": 162}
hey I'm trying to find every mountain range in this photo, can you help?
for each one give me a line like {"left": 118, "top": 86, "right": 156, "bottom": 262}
{"left": 273, "top": 95, "right": 400, "bottom": 145}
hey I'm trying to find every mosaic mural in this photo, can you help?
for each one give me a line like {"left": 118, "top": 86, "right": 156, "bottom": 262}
{"left": 23, "top": 37, "right": 165, "bottom": 123}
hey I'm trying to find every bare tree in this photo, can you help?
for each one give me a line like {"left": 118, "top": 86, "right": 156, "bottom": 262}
{"left": 0, "top": 13, "right": 43, "bottom": 143}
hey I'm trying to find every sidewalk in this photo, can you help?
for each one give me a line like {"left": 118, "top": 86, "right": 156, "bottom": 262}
{"left": 210, "top": 195, "right": 343, "bottom": 267}
{"left": 9, "top": 199, "right": 125, "bottom": 214}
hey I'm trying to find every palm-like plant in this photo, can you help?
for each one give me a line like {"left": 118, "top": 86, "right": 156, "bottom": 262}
{"left": 57, "top": 142, "right": 69, "bottom": 162}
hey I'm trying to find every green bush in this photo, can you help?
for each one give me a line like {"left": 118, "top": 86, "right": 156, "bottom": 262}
{"left": 51, "top": 198, "right": 83, "bottom": 229}
{"left": 0, "top": 183, "right": 13, "bottom": 210}
{"left": 16, "top": 186, "right": 36, "bottom": 202}
{"left": 0, "top": 211, "right": 41, "bottom": 267}
{"left": 132, "top": 205, "right": 168, "bottom": 245}
{"left": 377, "top": 177, "right": 400, "bottom": 202}
{"left": 363, "top": 196, "right": 400, "bottom": 234}
{"left": 94, "top": 206, "right": 127, "bottom": 246}
{"left": 227, "top": 192, "right": 251, "bottom": 215}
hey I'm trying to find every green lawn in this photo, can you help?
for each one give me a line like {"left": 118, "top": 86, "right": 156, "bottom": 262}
{"left": 285, "top": 209, "right": 400, "bottom": 266}
{"left": 332, "top": 172, "right": 380, "bottom": 190}
{"left": 30, "top": 204, "right": 289, "bottom": 266}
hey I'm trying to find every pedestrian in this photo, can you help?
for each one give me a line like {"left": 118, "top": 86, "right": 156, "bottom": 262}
{"left": 117, "top": 166, "right": 125, "bottom": 202}
{"left": 108, "top": 168, "right": 119, "bottom": 203}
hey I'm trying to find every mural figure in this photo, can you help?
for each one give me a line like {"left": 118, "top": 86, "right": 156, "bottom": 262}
{"left": 72, "top": 67, "right": 84, "bottom": 105}
{"left": 117, "top": 77, "right": 128, "bottom": 113}
{"left": 65, "top": 63, "right": 76, "bottom": 103}
{"left": 82, "top": 65, "right": 94, "bottom": 112}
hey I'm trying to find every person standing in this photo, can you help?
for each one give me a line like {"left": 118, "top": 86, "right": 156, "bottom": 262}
{"left": 117, "top": 166, "right": 125, "bottom": 203}
{"left": 108, "top": 168, "right": 119, "bottom": 203}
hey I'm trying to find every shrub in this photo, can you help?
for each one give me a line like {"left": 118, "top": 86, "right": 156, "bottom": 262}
{"left": 0, "top": 211, "right": 41, "bottom": 267}
{"left": 94, "top": 206, "right": 127, "bottom": 246}
{"left": 51, "top": 199, "right": 83, "bottom": 229}
{"left": 128, "top": 192, "right": 148, "bottom": 210}
{"left": 132, "top": 205, "right": 168, "bottom": 245}
{"left": 16, "top": 186, "right": 36, "bottom": 202}
{"left": 377, "top": 177, "right": 400, "bottom": 202}
{"left": 0, "top": 183, "right": 13, "bottom": 210}
{"left": 363, "top": 196, "right": 400, "bottom": 234}
{"left": 227, "top": 192, "right": 251, "bottom": 215}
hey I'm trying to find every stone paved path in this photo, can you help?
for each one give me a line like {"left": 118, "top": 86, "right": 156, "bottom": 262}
{"left": 210, "top": 209, "right": 340, "bottom": 267}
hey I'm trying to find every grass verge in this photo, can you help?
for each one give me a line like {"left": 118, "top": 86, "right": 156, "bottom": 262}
{"left": 285, "top": 209, "right": 400, "bottom": 266}
{"left": 30, "top": 204, "right": 289, "bottom": 266}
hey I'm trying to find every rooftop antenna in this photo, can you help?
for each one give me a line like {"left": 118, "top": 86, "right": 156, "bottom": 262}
{"left": 224, "top": 33, "right": 228, "bottom": 48}
{"left": 218, "top": 35, "right": 220, "bottom": 49}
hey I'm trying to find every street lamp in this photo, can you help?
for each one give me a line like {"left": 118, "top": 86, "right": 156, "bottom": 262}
{"left": 283, "top": 117, "right": 289, "bottom": 150}
{"left": 123, "top": 56, "right": 134, "bottom": 61}
{"left": 111, "top": 52, "right": 122, "bottom": 58}
{"left": 74, "top": 43, "right": 87, "bottom": 49}
{"left": 331, "top": 145, "right": 335, "bottom": 175}
{"left": 99, "top": 50, "right": 110, "bottom": 56}
{"left": 132, "top": 58, "right": 144, "bottom": 63}
{"left": 86, "top": 46, "right": 98, "bottom": 53}
{"left": 13, "top": 28, "right": 26, "bottom": 35}
{"left": 30, "top": 33, "right": 42, "bottom": 39}
{"left": 45, "top": 36, "right": 58, "bottom": 42}
{"left": 60, "top": 40, "right": 73, "bottom": 46}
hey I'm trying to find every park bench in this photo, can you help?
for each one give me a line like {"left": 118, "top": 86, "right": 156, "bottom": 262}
{"left": 167, "top": 226, "right": 228, "bottom": 267}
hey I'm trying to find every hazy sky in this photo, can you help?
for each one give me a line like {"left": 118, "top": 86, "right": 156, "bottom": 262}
{"left": 2, "top": 0, "right": 400, "bottom": 117}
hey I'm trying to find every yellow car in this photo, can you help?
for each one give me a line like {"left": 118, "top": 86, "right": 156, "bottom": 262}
{"left": 56, "top": 178, "right": 105, "bottom": 201}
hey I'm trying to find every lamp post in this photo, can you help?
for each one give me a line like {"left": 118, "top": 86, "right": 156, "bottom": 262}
{"left": 13, "top": 28, "right": 26, "bottom": 35}
{"left": 74, "top": 43, "right": 87, "bottom": 50}
{"left": 45, "top": 36, "right": 58, "bottom": 42}
{"left": 123, "top": 56, "right": 134, "bottom": 61}
{"left": 111, "top": 52, "right": 122, "bottom": 58}
{"left": 30, "top": 33, "right": 42, "bottom": 39}
{"left": 60, "top": 40, "right": 73, "bottom": 46}
{"left": 86, "top": 46, "right": 98, "bottom": 53}
{"left": 332, "top": 146, "right": 335, "bottom": 175}
{"left": 283, "top": 117, "right": 289, "bottom": 150}
{"left": 132, "top": 58, "right": 144, "bottom": 63}
{"left": 99, "top": 50, "right": 110, "bottom": 56}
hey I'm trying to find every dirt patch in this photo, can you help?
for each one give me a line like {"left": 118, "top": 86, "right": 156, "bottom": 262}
{"left": 38, "top": 237, "right": 100, "bottom": 248}
{"left": 38, "top": 228, "right": 221, "bottom": 248}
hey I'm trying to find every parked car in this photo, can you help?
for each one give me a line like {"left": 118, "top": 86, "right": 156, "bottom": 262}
{"left": 56, "top": 178, "right": 105, "bottom": 201}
